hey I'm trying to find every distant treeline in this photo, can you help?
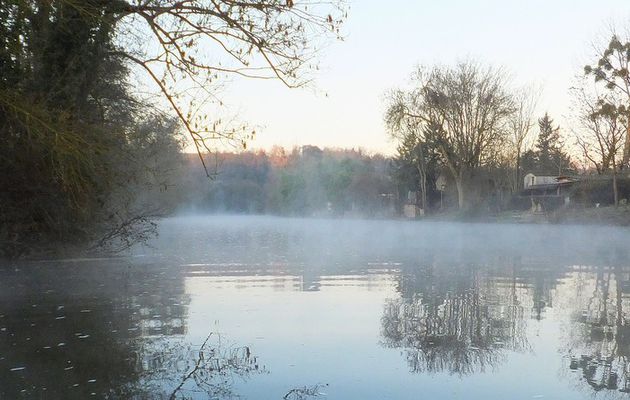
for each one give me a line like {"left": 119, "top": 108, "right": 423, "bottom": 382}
{"left": 172, "top": 118, "right": 624, "bottom": 219}
{"left": 178, "top": 146, "right": 396, "bottom": 217}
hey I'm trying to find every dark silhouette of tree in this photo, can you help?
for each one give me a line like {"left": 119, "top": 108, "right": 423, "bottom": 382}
{"left": 387, "top": 120, "right": 441, "bottom": 213}
{"left": 0, "top": 0, "right": 346, "bottom": 256}
{"left": 532, "top": 113, "right": 572, "bottom": 175}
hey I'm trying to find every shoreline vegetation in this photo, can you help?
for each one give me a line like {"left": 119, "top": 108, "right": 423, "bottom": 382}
{"left": 3, "top": 2, "right": 630, "bottom": 259}
{"left": 428, "top": 205, "right": 630, "bottom": 226}
{"left": 6, "top": 205, "right": 630, "bottom": 262}
{"left": 8, "top": 214, "right": 627, "bottom": 263}
{"left": 0, "top": 1, "right": 346, "bottom": 259}
{"left": 5, "top": 141, "right": 630, "bottom": 260}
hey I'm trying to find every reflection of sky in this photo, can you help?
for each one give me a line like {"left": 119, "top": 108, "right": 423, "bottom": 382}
{"left": 5, "top": 216, "right": 630, "bottom": 398}
{"left": 185, "top": 277, "right": 395, "bottom": 398}
{"left": 145, "top": 215, "right": 630, "bottom": 399}
{"left": 182, "top": 273, "right": 579, "bottom": 399}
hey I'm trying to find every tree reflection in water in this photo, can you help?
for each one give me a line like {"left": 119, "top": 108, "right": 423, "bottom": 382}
{"left": 133, "top": 332, "right": 266, "bottom": 399}
{"left": 283, "top": 384, "right": 328, "bottom": 400}
{"left": 0, "top": 260, "right": 266, "bottom": 399}
{"left": 379, "top": 252, "right": 630, "bottom": 398}
{"left": 381, "top": 260, "right": 532, "bottom": 376}
{"left": 563, "top": 264, "right": 630, "bottom": 396}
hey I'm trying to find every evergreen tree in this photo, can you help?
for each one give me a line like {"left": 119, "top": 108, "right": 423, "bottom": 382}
{"left": 532, "top": 113, "right": 572, "bottom": 175}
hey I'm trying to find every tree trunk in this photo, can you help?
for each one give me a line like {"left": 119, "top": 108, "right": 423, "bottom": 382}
{"left": 623, "top": 121, "right": 630, "bottom": 169}
{"left": 416, "top": 144, "right": 428, "bottom": 214}
{"left": 455, "top": 177, "right": 466, "bottom": 210}
{"left": 419, "top": 170, "right": 427, "bottom": 213}
{"left": 613, "top": 158, "right": 619, "bottom": 207}
{"left": 515, "top": 148, "right": 521, "bottom": 191}
{"left": 416, "top": 163, "right": 427, "bottom": 213}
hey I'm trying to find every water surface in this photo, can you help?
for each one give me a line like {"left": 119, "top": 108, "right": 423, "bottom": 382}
{"left": 1, "top": 216, "right": 629, "bottom": 399}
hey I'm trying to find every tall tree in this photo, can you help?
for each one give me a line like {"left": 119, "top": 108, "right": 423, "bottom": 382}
{"left": 508, "top": 89, "right": 537, "bottom": 190}
{"left": 385, "top": 62, "right": 515, "bottom": 210}
{"left": 534, "top": 113, "right": 571, "bottom": 175}
{"left": 572, "top": 83, "right": 627, "bottom": 206}
{"left": 584, "top": 34, "right": 630, "bottom": 169}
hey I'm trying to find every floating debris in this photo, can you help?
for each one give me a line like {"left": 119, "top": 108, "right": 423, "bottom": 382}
{"left": 57, "top": 342, "right": 66, "bottom": 347}
{"left": 10, "top": 367, "right": 26, "bottom": 372}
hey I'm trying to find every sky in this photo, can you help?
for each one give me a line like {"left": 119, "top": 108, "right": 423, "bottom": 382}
{"left": 217, "top": 0, "right": 630, "bottom": 156}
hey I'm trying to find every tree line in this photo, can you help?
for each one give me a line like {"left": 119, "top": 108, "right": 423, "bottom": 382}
{"left": 386, "top": 33, "right": 630, "bottom": 214}
{"left": 3, "top": 1, "right": 630, "bottom": 257}
{"left": 178, "top": 146, "right": 395, "bottom": 217}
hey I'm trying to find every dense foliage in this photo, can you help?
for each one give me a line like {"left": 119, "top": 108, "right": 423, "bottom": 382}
{"left": 0, "top": 1, "right": 182, "bottom": 256}
{"left": 0, "top": 0, "right": 344, "bottom": 257}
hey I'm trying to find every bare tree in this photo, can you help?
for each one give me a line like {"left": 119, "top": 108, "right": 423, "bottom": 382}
{"left": 108, "top": 0, "right": 347, "bottom": 174}
{"left": 386, "top": 62, "right": 514, "bottom": 210}
{"left": 508, "top": 88, "right": 538, "bottom": 191}
{"left": 572, "top": 82, "right": 628, "bottom": 206}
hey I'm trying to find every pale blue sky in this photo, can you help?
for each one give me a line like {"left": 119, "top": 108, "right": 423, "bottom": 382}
{"left": 221, "top": 0, "right": 630, "bottom": 155}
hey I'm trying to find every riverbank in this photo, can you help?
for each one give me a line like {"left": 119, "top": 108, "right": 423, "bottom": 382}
{"left": 420, "top": 205, "right": 630, "bottom": 226}
{"left": 6, "top": 207, "right": 630, "bottom": 260}
{"left": 549, "top": 205, "right": 630, "bottom": 226}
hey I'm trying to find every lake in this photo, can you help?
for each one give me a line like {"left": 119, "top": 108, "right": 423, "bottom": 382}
{"left": 1, "top": 215, "right": 630, "bottom": 399}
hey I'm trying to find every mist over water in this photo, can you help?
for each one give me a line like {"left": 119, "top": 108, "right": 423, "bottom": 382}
{"left": 2, "top": 215, "right": 630, "bottom": 399}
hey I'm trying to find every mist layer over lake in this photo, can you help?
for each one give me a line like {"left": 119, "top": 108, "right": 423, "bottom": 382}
{"left": 1, "top": 216, "right": 630, "bottom": 399}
